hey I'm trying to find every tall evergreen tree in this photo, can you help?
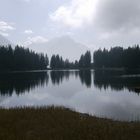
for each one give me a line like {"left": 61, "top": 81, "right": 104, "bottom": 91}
{"left": 78, "top": 51, "right": 91, "bottom": 68}
{"left": 93, "top": 45, "right": 140, "bottom": 69}
{"left": 0, "top": 45, "right": 48, "bottom": 71}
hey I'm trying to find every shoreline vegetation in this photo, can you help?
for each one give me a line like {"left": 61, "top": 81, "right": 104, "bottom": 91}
{"left": 0, "top": 106, "right": 140, "bottom": 140}
{"left": 1, "top": 67, "right": 140, "bottom": 74}
{"left": 1, "top": 45, "right": 140, "bottom": 71}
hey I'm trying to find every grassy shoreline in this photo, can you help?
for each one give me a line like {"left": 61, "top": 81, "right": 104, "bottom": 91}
{"left": 0, "top": 106, "right": 140, "bottom": 140}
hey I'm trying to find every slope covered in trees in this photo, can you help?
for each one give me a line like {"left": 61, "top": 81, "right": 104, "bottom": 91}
{"left": 1, "top": 44, "right": 140, "bottom": 71}
{"left": 0, "top": 45, "right": 91, "bottom": 71}
{"left": 94, "top": 45, "right": 140, "bottom": 69}
{"left": 0, "top": 45, "right": 49, "bottom": 71}
{"left": 50, "top": 51, "right": 91, "bottom": 69}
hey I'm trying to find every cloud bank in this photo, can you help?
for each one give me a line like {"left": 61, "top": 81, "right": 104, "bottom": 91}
{"left": 24, "top": 36, "right": 48, "bottom": 46}
{"left": 50, "top": 0, "right": 140, "bottom": 47}
{"left": 0, "top": 21, "right": 15, "bottom": 36}
{"left": 50, "top": 0, "right": 98, "bottom": 28}
{"left": 1, "top": 0, "right": 140, "bottom": 49}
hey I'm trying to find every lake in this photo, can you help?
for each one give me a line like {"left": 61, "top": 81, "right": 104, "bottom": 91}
{"left": 0, "top": 70, "right": 140, "bottom": 121}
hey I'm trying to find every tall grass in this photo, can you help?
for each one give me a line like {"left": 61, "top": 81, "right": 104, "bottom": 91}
{"left": 0, "top": 106, "right": 139, "bottom": 140}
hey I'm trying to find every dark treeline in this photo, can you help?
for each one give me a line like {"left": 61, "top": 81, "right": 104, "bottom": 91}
{"left": 0, "top": 45, "right": 49, "bottom": 71}
{"left": 50, "top": 45, "right": 140, "bottom": 69}
{"left": 50, "top": 55, "right": 75, "bottom": 69}
{"left": 50, "top": 51, "right": 91, "bottom": 69}
{"left": 0, "top": 45, "right": 91, "bottom": 70}
{"left": 94, "top": 45, "right": 140, "bottom": 68}
{"left": 1, "top": 44, "right": 140, "bottom": 70}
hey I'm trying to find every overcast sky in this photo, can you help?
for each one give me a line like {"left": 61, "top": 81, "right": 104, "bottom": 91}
{"left": 0, "top": 0, "right": 140, "bottom": 49}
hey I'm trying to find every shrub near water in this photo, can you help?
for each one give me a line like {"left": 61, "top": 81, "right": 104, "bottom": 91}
{"left": 0, "top": 106, "right": 140, "bottom": 140}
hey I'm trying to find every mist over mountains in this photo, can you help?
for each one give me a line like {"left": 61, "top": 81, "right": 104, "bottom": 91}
{"left": 0, "top": 35, "right": 12, "bottom": 46}
{"left": 0, "top": 35, "right": 89, "bottom": 61}
{"left": 27, "top": 36, "right": 88, "bottom": 61}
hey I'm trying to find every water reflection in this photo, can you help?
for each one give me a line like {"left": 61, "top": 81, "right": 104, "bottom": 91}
{"left": 50, "top": 70, "right": 71, "bottom": 85}
{"left": 0, "top": 72, "right": 49, "bottom": 95}
{"left": 50, "top": 70, "right": 92, "bottom": 87}
{"left": 94, "top": 70, "right": 140, "bottom": 95}
{"left": 0, "top": 70, "right": 140, "bottom": 95}
{"left": 0, "top": 70, "right": 140, "bottom": 121}
{"left": 79, "top": 70, "right": 92, "bottom": 87}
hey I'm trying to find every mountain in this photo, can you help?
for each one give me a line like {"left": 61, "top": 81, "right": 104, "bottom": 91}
{"left": 0, "top": 35, "right": 12, "bottom": 46}
{"left": 27, "top": 36, "right": 88, "bottom": 61}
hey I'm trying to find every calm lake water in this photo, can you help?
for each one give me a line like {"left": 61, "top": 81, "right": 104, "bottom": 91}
{"left": 0, "top": 70, "right": 140, "bottom": 121}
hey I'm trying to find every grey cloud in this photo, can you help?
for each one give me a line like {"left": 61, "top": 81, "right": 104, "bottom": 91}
{"left": 95, "top": 0, "right": 140, "bottom": 32}
{"left": 1, "top": 0, "right": 140, "bottom": 49}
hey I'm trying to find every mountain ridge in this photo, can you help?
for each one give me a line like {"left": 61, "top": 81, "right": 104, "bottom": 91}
{"left": 0, "top": 34, "right": 12, "bottom": 46}
{"left": 27, "top": 36, "right": 89, "bottom": 61}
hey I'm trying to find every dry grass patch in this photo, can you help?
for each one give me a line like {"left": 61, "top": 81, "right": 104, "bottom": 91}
{"left": 0, "top": 106, "right": 139, "bottom": 140}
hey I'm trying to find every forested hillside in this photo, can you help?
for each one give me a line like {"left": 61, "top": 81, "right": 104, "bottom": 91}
{"left": 94, "top": 45, "right": 140, "bottom": 68}
{"left": 0, "top": 45, "right": 49, "bottom": 71}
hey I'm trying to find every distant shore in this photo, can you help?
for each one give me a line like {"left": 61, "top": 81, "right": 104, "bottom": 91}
{"left": 1, "top": 67, "right": 140, "bottom": 74}
{"left": 0, "top": 106, "right": 140, "bottom": 140}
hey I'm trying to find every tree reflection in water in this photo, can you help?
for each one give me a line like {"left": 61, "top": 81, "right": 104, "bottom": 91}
{"left": 0, "top": 70, "right": 140, "bottom": 96}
